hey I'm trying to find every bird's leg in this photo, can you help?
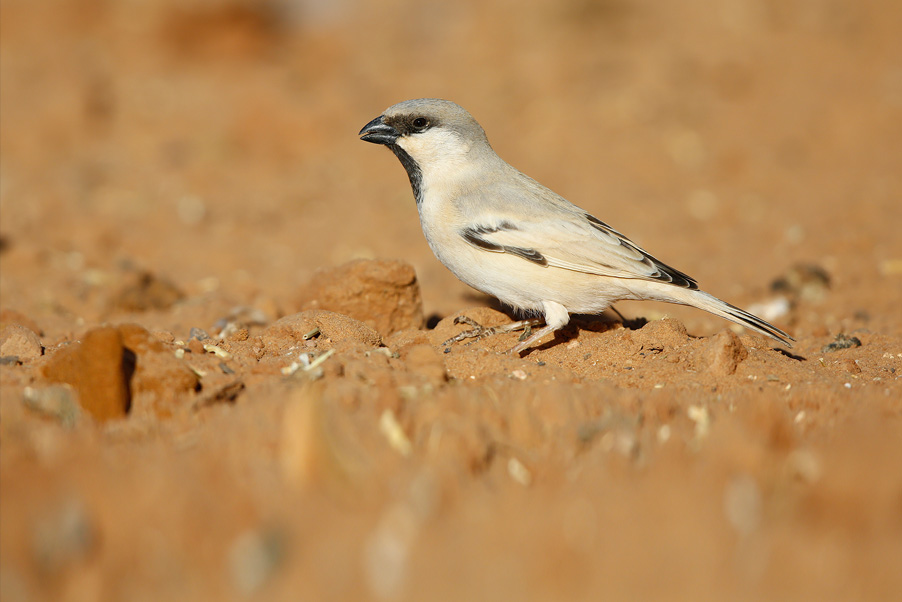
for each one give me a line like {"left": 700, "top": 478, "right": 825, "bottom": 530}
{"left": 609, "top": 306, "right": 627, "bottom": 322}
{"left": 442, "top": 316, "right": 544, "bottom": 348}
{"left": 508, "top": 323, "right": 559, "bottom": 355}
{"left": 507, "top": 300, "right": 570, "bottom": 355}
{"left": 608, "top": 305, "right": 647, "bottom": 330}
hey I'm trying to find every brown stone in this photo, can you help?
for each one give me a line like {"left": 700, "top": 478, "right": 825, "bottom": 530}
{"left": 109, "top": 269, "right": 185, "bottom": 312}
{"left": 42, "top": 327, "right": 131, "bottom": 421}
{"left": 633, "top": 318, "right": 690, "bottom": 350}
{"left": 0, "top": 324, "right": 43, "bottom": 361}
{"left": 117, "top": 323, "right": 168, "bottom": 354}
{"left": 298, "top": 259, "right": 424, "bottom": 336}
{"left": 703, "top": 329, "right": 749, "bottom": 376}
{"left": 116, "top": 324, "right": 199, "bottom": 400}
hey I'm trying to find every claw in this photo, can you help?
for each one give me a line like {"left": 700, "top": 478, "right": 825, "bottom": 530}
{"left": 441, "top": 316, "right": 545, "bottom": 350}
{"left": 441, "top": 318, "right": 497, "bottom": 347}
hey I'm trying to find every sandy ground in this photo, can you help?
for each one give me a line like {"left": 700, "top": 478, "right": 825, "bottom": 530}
{"left": 2, "top": 0, "right": 901, "bottom": 600}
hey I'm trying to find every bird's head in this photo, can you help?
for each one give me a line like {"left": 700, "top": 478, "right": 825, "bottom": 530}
{"left": 359, "top": 99, "right": 491, "bottom": 172}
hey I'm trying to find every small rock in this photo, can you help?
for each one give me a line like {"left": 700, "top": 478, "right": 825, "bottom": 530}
{"left": 116, "top": 324, "right": 200, "bottom": 406}
{"left": 363, "top": 505, "right": 418, "bottom": 600}
{"left": 745, "top": 296, "right": 791, "bottom": 323}
{"left": 822, "top": 333, "right": 862, "bottom": 353}
{"left": 380, "top": 409, "right": 412, "bottom": 457}
{"left": 723, "top": 474, "right": 762, "bottom": 536}
{"left": 298, "top": 259, "right": 424, "bottom": 336}
{"left": 189, "top": 327, "right": 211, "bottom": 341}
{"left": 23, "top": 385, "right": 82, "bottom": 428}
{"left": 507, "top": 457, "right": 532, "bottom": 486}
{"left": 703, "top": 329, "right": 749, "bottom": 375}
{"left": 687, "top": 405, "right": 711, "bottom": 438}
{"left": 228, "top": 527, "right": 286, "bottom": 595}
{"left": 771, "top": 263, "right": 830, "bottom": 303}
{"left": 786, "top": 449, "right": 822, "bottom": 483}
{"left": 0, "top": 324, "right": 43, "bottom": 361}
{"left": 838, "top": 358, "right": 861, "bottom": 374}
{"left": 213, "top": 306, "right": 269, "bottom": 339}
{"left": 41, "top": 327, "right": 131, "bottom": 421}
{"left": 634, "top": 318, "right": 689, "bottom": 349}
{"left": 187, "top": 338, "right": 205, "bottom": 355}
{"left": 32, "top": 497, "right": 97, "bottom": 574}
{"left": 109, "top": 269, "right": 185, "bottom": 312}
{"left": 510, "top": 369, "right": 528, "bottom": 380}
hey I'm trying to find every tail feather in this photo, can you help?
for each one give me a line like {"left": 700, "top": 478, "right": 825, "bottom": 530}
{"left": 690, "top": 291, "right": 794, "bottom": 347}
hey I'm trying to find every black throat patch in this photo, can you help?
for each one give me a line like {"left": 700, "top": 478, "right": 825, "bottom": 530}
{"left": 389, "top": 144, "right": 423, "bottom": 206}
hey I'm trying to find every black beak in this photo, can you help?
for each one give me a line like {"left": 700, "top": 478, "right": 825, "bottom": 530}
{"left": 359, "top": 116, "right": 400, "bottom": 145}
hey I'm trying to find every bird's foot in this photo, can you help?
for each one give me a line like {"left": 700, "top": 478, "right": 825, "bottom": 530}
{"left": 442, "top": 316, "right": 544, "bottom": 351}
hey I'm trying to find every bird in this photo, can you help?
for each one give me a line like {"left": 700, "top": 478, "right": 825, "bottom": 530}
{"left": 358, "top": 98, "right": 793, "bottom": 354}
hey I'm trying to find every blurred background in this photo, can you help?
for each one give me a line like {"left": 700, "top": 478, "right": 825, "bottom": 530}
{"left": 1, "top": 0, "right": 900, "bottom": 332}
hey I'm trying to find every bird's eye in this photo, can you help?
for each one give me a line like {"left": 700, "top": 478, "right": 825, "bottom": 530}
{"left": 412, "top": 117, "right": 429, "bottom": 129}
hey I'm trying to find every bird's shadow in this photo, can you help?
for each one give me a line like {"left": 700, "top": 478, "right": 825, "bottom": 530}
{"left": 429, "top": 298, "right": 805, "bottom": 360}
{"left": 454, "top": 294, "right": 649, "bottom": 331}
{"left": 774, "top": 348, "right": 806, "bottom": 361}
{"left": 523, "top": 313, "right": 628, "bottom": 355}
{"left": 431, "top": 295, "right": 643, "bottom": 355}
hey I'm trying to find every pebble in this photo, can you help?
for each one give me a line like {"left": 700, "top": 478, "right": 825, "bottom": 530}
{"left": 298, "top": 259, "right": 424, "bottom": 336}
{"left": 822, "top": 333, "right": 862, "bottom": 353}
{"left": 0, "top": 323, "right": 43, "bottom": 361}
{"left": 507, "top": 457, "right": 532, "bottom": 486}
{"left": 22, "top": 385, "right": 82, "bottom": 428}
{"left": 109, "top": 269, "right": 185, "bottom": 312}
{"left": 116, "top": 324, "right": 200, "bottom": 403}
{"left": 41, "top": 327, "right": 131, "bottom": 421}
{"left": 363, "top": 505, "right": 418, "bottom": 600}
{"left": 702, "top": 329, "right": 749, "bottom": 376}
{"left": 380, "top": 409, "right": 412, "bottom": 457}
{"left": 189, "top": 327, "right": 211, "bottom": 341}
{"left": 635, "top": 318, "right": 689, "bottom": 350}
{"left": 687, "top": 405, "right": 711, "bottom": 438}
{"left": 32, "top": 497, "right": 97, "bottom": 574}
{"left": 228, "top": 528, "right": 285, "bottom": 595}
{"left": 723, "top": 474, "right": 762, "bottom": 536}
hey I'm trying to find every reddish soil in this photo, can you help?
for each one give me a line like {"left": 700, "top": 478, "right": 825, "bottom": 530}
{"left": 2, "top": 1, "right": 901, "bottom": 600}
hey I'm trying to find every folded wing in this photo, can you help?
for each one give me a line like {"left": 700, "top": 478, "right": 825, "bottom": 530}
{"left": 460, "top": 213, "right": 698, "bottom": 290}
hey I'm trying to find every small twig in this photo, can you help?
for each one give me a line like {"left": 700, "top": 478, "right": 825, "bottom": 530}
{"left": 304, "top": 349, "right": 335, "bottom": 372}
